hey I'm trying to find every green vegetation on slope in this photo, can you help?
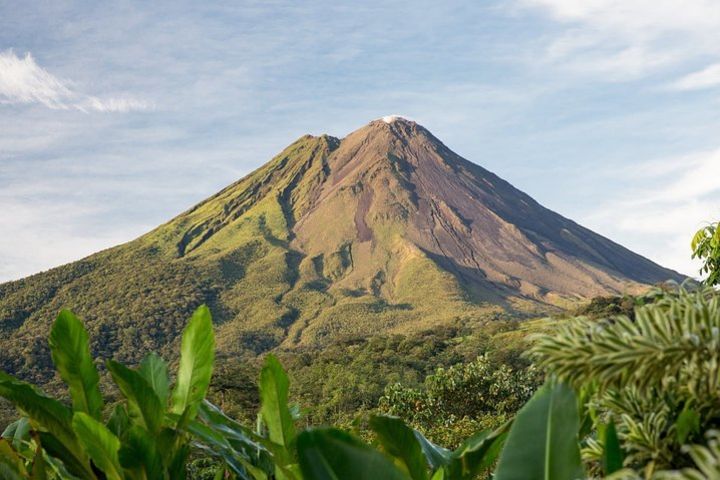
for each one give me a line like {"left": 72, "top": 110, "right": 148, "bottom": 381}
{"left": 4, "top": 285, "right": 720, "bottom": 479}
{"left": 0, "top": 133, "right": 508, "bottom": 389}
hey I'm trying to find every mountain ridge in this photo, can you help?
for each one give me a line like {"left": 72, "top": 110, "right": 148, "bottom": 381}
{"left": 0, "top": 117, "right": 683, "bottom": 382}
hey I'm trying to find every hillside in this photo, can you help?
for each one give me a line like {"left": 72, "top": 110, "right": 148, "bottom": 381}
{"left": 0, "top": 117, "right": 682, "bottom": 383}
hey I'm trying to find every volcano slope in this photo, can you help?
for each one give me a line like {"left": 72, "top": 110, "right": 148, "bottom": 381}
{"left": 0, "top": 117, "right": 682, "bottom": 382}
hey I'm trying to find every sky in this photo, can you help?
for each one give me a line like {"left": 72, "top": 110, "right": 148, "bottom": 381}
{"left": 1, "top": 0, "right": 720, "bottom": 282}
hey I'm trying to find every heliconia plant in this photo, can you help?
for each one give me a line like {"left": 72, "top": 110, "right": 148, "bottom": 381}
{"left": 0, "top": 305, "right": 215, "bottom": 480}
{"left": 4, "top": 282, "right": 720, "bottom": 479}
{"left": 0, "top": 305, "right": 512, "bottom": 480}
{"left": 195, "top": 353, "right": 511, "bottom": 480}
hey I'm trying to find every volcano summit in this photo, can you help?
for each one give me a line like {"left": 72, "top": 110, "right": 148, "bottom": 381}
{"left": 0, "top": 118, "right": 682, "bottom": 377}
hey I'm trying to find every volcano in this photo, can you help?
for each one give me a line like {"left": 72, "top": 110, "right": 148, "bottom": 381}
{"left": 0, "top": 117, "right": 682, "bottom": 379}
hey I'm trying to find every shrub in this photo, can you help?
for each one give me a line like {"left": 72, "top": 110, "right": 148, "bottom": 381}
{"left": 0, "top": 306, "right": 214, "bottom": 479}
{"left": 531, "top": 287, "right": 720, "bottom": 478}
{"left": 0, "top": 306, "right": 512, "bottom": 479}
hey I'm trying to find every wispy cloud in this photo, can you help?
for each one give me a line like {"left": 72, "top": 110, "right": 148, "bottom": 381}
{"left": 522, "top": 0, "right": 720, "bottom": 79}
{"left": 0, "top": 50, "right": 73, "bottom": 108}
{"left": 0, "top": 50, "right": 152, "bottom": 112}
{"left": 670, "top": 63, "right": 720, "bottom": 90}
{"left": 585, "top": 150, "right": 720, "bottom": 276}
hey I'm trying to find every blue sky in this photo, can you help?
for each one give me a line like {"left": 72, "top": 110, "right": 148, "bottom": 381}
{"left": 1, "top": 0, "right": 719, "bottom": 281}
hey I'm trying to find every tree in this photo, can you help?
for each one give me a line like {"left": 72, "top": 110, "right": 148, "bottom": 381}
{"left": 692, "top": 222, "right": 720, "bottom": 285}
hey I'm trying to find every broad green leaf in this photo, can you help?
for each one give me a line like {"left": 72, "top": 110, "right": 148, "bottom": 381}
{"left": 297, "top": 428, "right": 410, "bottom": 480}
{"left": 48, "top": 310, "right": 103, "bottom": 419}
{"left": 139, "top": 353, "right": 170, "bottom": 407}
{"left": 2, "top": 418, "right": 30, "bottom": 450}
{"left": 676, "top": 406, "right": 700, "bottom": 444}
{"left": 259, "top": 355, "right": 297, "bottom": 480}
{"left": 171, "top": 305, "right": 215, "bottom": 421}
{"left": 107, "top": 360, "right": 163, "bottom": 434}
{"left": 259, "top": 354, "right": 296, "bottom": 449}
{"left": 0, "top": 439, "right": 26, "bottom": 477}
{"left": 167, "top": 443, "right": 190, "bottom": 480}
{"left": 32, "top": 441, "right": 48, "bottom": 480}
{"left": 413, "top": 431, "right": 452, "bottom": 471}
{"left": 0, "top": 463, "right": 23, "bottom": 480}
{"left": 448, "top": 423, "right": 509, "bottom": 479}
{"left": 118, "top": 425, "right": 163, "bottom": 480}
{"left": 197, "top": 401, "right": 270, "bottom": 458}
{"left": 107, "top": 405, "right": 130, "bottom": 439}
{"left": 0, "top": 378, "right": 88, "bottom": 470}
{"left": 38, "top": 432, "right": 95, "bottom": 480}
{"left": 494, "top": 382, "right": 584, "bottom": 480}
{"left": 195, "top": 401, "right": 280, "bottom": 479}
{"left": 186, "top": 419, "right": 269, "bottom": 480}
{"left": 602, "top": 421, "right": 623, "bottom": 475}
{"left": 72, "top": 412, "right": 123, "bottom": 480}
{"left": 369, "top": 415, "right": 428, "bottom": 480}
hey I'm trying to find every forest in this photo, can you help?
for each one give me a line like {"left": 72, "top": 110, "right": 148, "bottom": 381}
{"left": 0, "top": 221, "right": 717, "bottom": 479}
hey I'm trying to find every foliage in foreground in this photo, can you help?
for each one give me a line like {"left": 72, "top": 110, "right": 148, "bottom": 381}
{"left": 0, "top": 306, "right": 513, "bottom": 479}
{"left": 532, "top": 286, "right": 720, "bottom": 479}
{"left": 4, "top": 284, "right": 720, "bottom": 479}
{"left": 0, "top": 306, "right": 215, "bottom": 479}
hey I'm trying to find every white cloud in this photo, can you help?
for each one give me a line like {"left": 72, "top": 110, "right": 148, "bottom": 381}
{"left": 0, "top": 50, "right": 73, "bottom": 108}
{"left": 585, "top": 149, "right": 720, "bottom": 276}
{"left": 524, "top": 0, "right": 720, "bottom": 40}
{"left": 522, "top": 0, "right": 720, "bottom": 79}
{"left": 670, "top": 63, "right": 720, "bottom": 90}
{"left": 0, "top": 50, "right": 151, "bottom": 112}
{"left": 83, "top": 96, "right": 154, "bottom": 113}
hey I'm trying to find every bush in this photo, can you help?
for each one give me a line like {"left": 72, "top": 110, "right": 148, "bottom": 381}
{"left": 379, "top": 354, "right": 540, "bottom": 446}
{"left": 531, "top": 287, "right": 720, "bottom": 478}
{"left": 0, "top": 306, "right": 512, "bottom": 479}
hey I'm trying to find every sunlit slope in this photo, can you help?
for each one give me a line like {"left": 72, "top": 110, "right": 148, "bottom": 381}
{"left": 0, "top": 118, "right": 683, "bottom": 382}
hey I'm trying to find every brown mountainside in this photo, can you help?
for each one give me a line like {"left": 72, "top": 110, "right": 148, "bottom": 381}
{"left": 0, "top": 117, "right": 682, "bottom": 381}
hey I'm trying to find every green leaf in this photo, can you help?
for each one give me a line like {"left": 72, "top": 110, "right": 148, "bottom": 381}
{"left": 186, "top": 418, "right": 269, "bottom": 480}
{"left": 413, "top": 431, "right": 451, "bottom": 471}
{"left": 107, "top": 360, "right": 163, "bottom": 434}
{"left": 2, "top": 418, "right": 30, "bottom": 451}
{"left": 0, "top": 379, "right": 86, "bottom": 465}
{"left": 197, "top": 401, "right": 270, "bottom": 459}
{"left": 48, "top": 310, "right": 103, "bottom": 419}
{"left": 167, "top": 443, "right": 190, "bottom": 480}
{"left": 107, "top": 405, "right": 130, "bottom": 439}
{"left": 171, "top": 305, "right": 215, "bottom": 421}
{"left": 676, "top": 406, "right": 701, "bottom": 444}
{"left": 448, "top": 423, "right": 509, "bottom": 479}
{"left": 72, "top": 412, "right": 123, "bottom": 480}
{"left": 118, "top": 425, "right": 163, "bottom": 480}
{"left": 31, "top": 441, "right": 48, "bottom": 480}
{"left": 138, "top": 353, "right": 170, "bottom": 407}
{"left": 0, "top": 439, "right": 26, "bottom": 477}
{"left": 494, "top": 382, "right": 584, "bottom": 480}
{"left": 0, "top": 463, "right": 24, "bottom": 480}
{"left": 369, "top": 415, "right": 428, "bottom": 480}
{"left": 296, "top": 428, "right": 410, "bottom": 480}
{"left": 259, "top": 354, "right": 296, "bottom": 449}
{"left": 38, "top": 431, "right": 95, "bottom": 480}
{"left": 602, "top": 421, "right": 623, "bottom": 475}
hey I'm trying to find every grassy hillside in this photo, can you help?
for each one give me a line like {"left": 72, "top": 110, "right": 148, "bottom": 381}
{"left": 0, "top": 134, "right": 505, "bottom": 386}
{"left": 0, "top": 118, "right": 678, "bottom": 390}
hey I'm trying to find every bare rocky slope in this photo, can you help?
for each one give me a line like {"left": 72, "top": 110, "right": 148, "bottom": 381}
{"left": 0, "top": 117, "right": 682, "bottom": 381}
